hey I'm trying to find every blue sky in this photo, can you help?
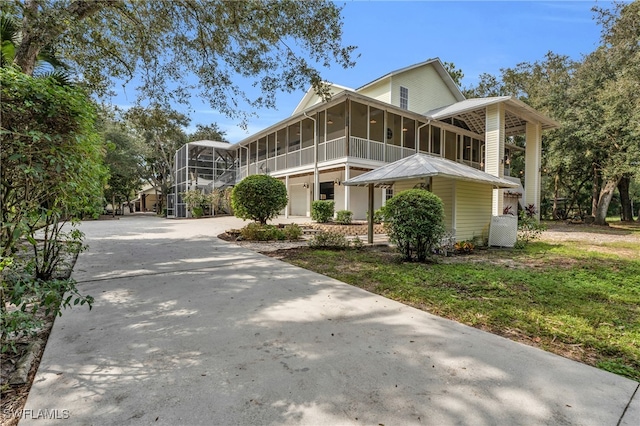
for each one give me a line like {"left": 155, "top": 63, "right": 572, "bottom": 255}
{"left": 111, "top": 1, "right": 609, "bottom": 143}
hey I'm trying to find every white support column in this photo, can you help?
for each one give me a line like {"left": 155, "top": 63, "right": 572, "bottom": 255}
{"left": 306, "top": 184, "right": 312, "bottom": 217}
{"left": 524, "top": 122, "right": 542, "bottom": 220}
{"left": 344, "top": 165, "right": 350, "bottom": 212}
{"left": 314, "top": 172, "right": 320, "bottom": 202}
{"left": 485, "top": 103, "right": 506, "bottom": 216}
{"left": 285, "top": 175, "right": 290, "bottom": 218}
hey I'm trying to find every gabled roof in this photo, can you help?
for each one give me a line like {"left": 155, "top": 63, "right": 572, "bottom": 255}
{"left": 291, "top": 83, "right": 353, "bottom": 115}
{"left": 356, "top": 58, "right": 465, "bottom": 102}
{"left": 343, "top": 153, "right": 518, "bottom": 188}
{"left": 425, "top": 97, "right": 560, "bottom": 136}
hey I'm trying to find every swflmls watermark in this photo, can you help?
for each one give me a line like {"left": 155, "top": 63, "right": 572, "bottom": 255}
{"left": 3, "top": 408, "right": 71, "bottom": 420}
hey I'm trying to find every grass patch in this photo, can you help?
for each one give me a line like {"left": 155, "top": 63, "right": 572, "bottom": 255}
{"left": 273, "top": 242, "right": 640, "bottom": 381}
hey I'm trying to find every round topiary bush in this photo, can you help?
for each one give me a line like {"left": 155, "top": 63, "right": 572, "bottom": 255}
{"left": 383, "top": 189, "right": 445, "bottom": 262}
{"left": 231, "top": 175, "right": 288, "bottom": 224}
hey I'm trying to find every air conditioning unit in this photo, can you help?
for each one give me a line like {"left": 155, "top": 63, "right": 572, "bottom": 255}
{"left": 489, "top": 215, "right": 518, "bottom": 247}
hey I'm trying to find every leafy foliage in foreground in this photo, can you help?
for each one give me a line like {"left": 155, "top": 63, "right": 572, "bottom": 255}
{"left": 278, "top": 241, "right": 640, "bottom": 381}
{"left": 0, "top": 67, "right": 101, "bottom": 353}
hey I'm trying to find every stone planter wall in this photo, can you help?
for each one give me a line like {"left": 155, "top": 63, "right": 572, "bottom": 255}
{"left": 304, "top": 222, "right": 386, "bottom": 236}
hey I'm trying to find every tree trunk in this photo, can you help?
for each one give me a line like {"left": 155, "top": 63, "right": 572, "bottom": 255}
{"left": 594, "top": 177, "right": 621, "bottom": 226}
{"left": 591, "top": 165, "right": 599, "bottom": 218}
{"left": 111, "top": 194, "right": 116, "bottom": 218}
{"left": 552, "top": 173, "right": 560, "bottom": 220}
{"left": 618, "top": 176, "right": 633, "bottom": 221}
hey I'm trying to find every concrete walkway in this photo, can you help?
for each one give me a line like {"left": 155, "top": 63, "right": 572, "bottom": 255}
{"left": 22, "top": 215, "right": 638, "bottom": 425}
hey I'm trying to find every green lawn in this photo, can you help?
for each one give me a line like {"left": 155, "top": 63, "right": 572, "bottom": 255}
{"left": 272, "top": 233, "right": 640, "bottom": 381}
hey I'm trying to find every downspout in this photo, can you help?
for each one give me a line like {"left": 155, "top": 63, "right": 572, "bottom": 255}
{"left": 303, "top": 112, "right": 319, "bottom": 202}
{"left": 417, "top": 120, "right": 431, "bottom": 154}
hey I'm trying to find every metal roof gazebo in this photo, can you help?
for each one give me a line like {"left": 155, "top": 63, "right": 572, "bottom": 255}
{"left": 343, "top": 153, "right": 519, "bottom": 243}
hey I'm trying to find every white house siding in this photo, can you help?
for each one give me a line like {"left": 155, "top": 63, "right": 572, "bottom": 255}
{"left": 393, "top": 180, "right": 421, "bottom": 193}
{"left": 390, "top": 64, "right": 459, "bottom": 113}
{"left": 391, "top": 178, "right": 454, "bottom": 233}
{"left": 432, "top": 177, "right": 455, "bottom": 232}
{"left": 357, "top": 80, "right": 391, "bottom": 104}
{"left": 455, "top": 181, "right": 493, "bottom": 242}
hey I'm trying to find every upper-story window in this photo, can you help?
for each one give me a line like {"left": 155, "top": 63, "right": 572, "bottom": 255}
{"left": 400, "top": 86, "right": 409, "bottom": 110}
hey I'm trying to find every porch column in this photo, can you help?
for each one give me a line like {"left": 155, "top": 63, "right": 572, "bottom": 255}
{"left": 344, "top": 165, "right": 350, "bottom": 212}
{"left": 285, "top": 175, "right": 290, "bottom": 218}
{"left": 368, "top": 183, "right": 374, "bottom": 244}
{"left": 524, "top": 122, "right": 542, "bottom": 220}
{"left": 306, "top": 184, "right": 312, "bottom": 217}
{"left": 314, "top": 173, "right": 320, "bottom": 202}
{"left": 485, "top": 103, "right": 506, "bottom": 215}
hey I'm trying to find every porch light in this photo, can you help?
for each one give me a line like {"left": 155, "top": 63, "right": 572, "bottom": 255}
{"left": 334, "top": 178, "right": 341, "bottom": 186}
{"left": 370, "top": 119, "right": 377, "bottom": 124}
{"left": 303, "top": 182, "right": 309, "bottom": 188}
{"left": 327, "top": 119, "right": 334, "bottom": 125}
{"left": 402, "top": 127, "right": 408, "bottom": 132}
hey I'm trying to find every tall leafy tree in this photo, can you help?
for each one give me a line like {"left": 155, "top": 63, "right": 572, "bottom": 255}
{"left": 126, "top": 105, "right": 189, "bottom": 214}
{"left": 188, "top": 124, "right": 227, "bottom": 142}
{"left": 464, "top": 1, "right": 640, "bottom": 225}
{"left": 572, "top": 2, "right": 640, "bottom": 224}
{"left": 101, "top": 118, "right": 143, "bottom": 216}
{"left": 2, "top": 0, "right": 356, "bottom": 126}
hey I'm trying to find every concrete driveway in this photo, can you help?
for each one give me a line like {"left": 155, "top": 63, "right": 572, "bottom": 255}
{"left": 22, "top": 215, "right": 638, "bottom": 425}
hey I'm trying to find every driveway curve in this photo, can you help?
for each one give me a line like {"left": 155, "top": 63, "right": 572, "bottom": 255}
{"left": 21, "top": 215, "right": 638, "bottom": 425}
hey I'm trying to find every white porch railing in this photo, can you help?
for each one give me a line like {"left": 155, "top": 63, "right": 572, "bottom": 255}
{"left": 267, "top": 158, "right": 276, "bottom": 173}
{"left": 286, "top": 151, "right": 300, "bottom": 168}
{"left": 386, "top": 145, "right": 403, "bottom": 163}
{"left": 276, "top": 155, "right": 286, "bottom": 171}
{"left": 349, "top": 136, "right": 369, "bottom": 159}
{"left": 319, "top": 137, "right": 346, "bottom": 162}
{"left": 300, "top": 146, "right": 314, "bottom": 165}
{"left": 402, "top": 147, "right": 416, "bottom": 159}
{"left": 349, "top": 137, "right": 386, "bottom": 162}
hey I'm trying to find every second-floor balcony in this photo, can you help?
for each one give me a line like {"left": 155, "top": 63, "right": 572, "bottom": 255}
{"left": 238, "top": 136, "right": 488, "bottom": 181}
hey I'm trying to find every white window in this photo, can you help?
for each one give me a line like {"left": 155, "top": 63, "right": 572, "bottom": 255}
{"left": 385, "top": 188, "right": 394, "bottom": 201}
{"left": 400, "top": 86, "right": 408, "bottom": 110}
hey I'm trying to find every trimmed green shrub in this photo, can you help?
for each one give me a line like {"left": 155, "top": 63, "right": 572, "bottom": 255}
{"left": 240, "top": 223, "right": 285, "bottom": 241}
{"left": 311, "top": 200, "right": 334, "bottom": 223}
{"left": 384, "top": 189, "right": 445, "bottom": 262}
{"left": 231, "top": 175, "right": 288, "bottom": 224}
{"left": 335, "top": 210, "right": 353, "bottom": 225}
{"left": 283, "top": 224, "right": 303, "bottom": 241}
{"left": 374, "top": 208, "right": 386, "bottom": 224}
{"left": 308, "top": 231, "right": 349, "bottom": 248}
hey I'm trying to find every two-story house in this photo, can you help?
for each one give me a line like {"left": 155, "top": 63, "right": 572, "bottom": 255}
{"left": 170, "top": 58, "right": 558, "bottom": 242}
